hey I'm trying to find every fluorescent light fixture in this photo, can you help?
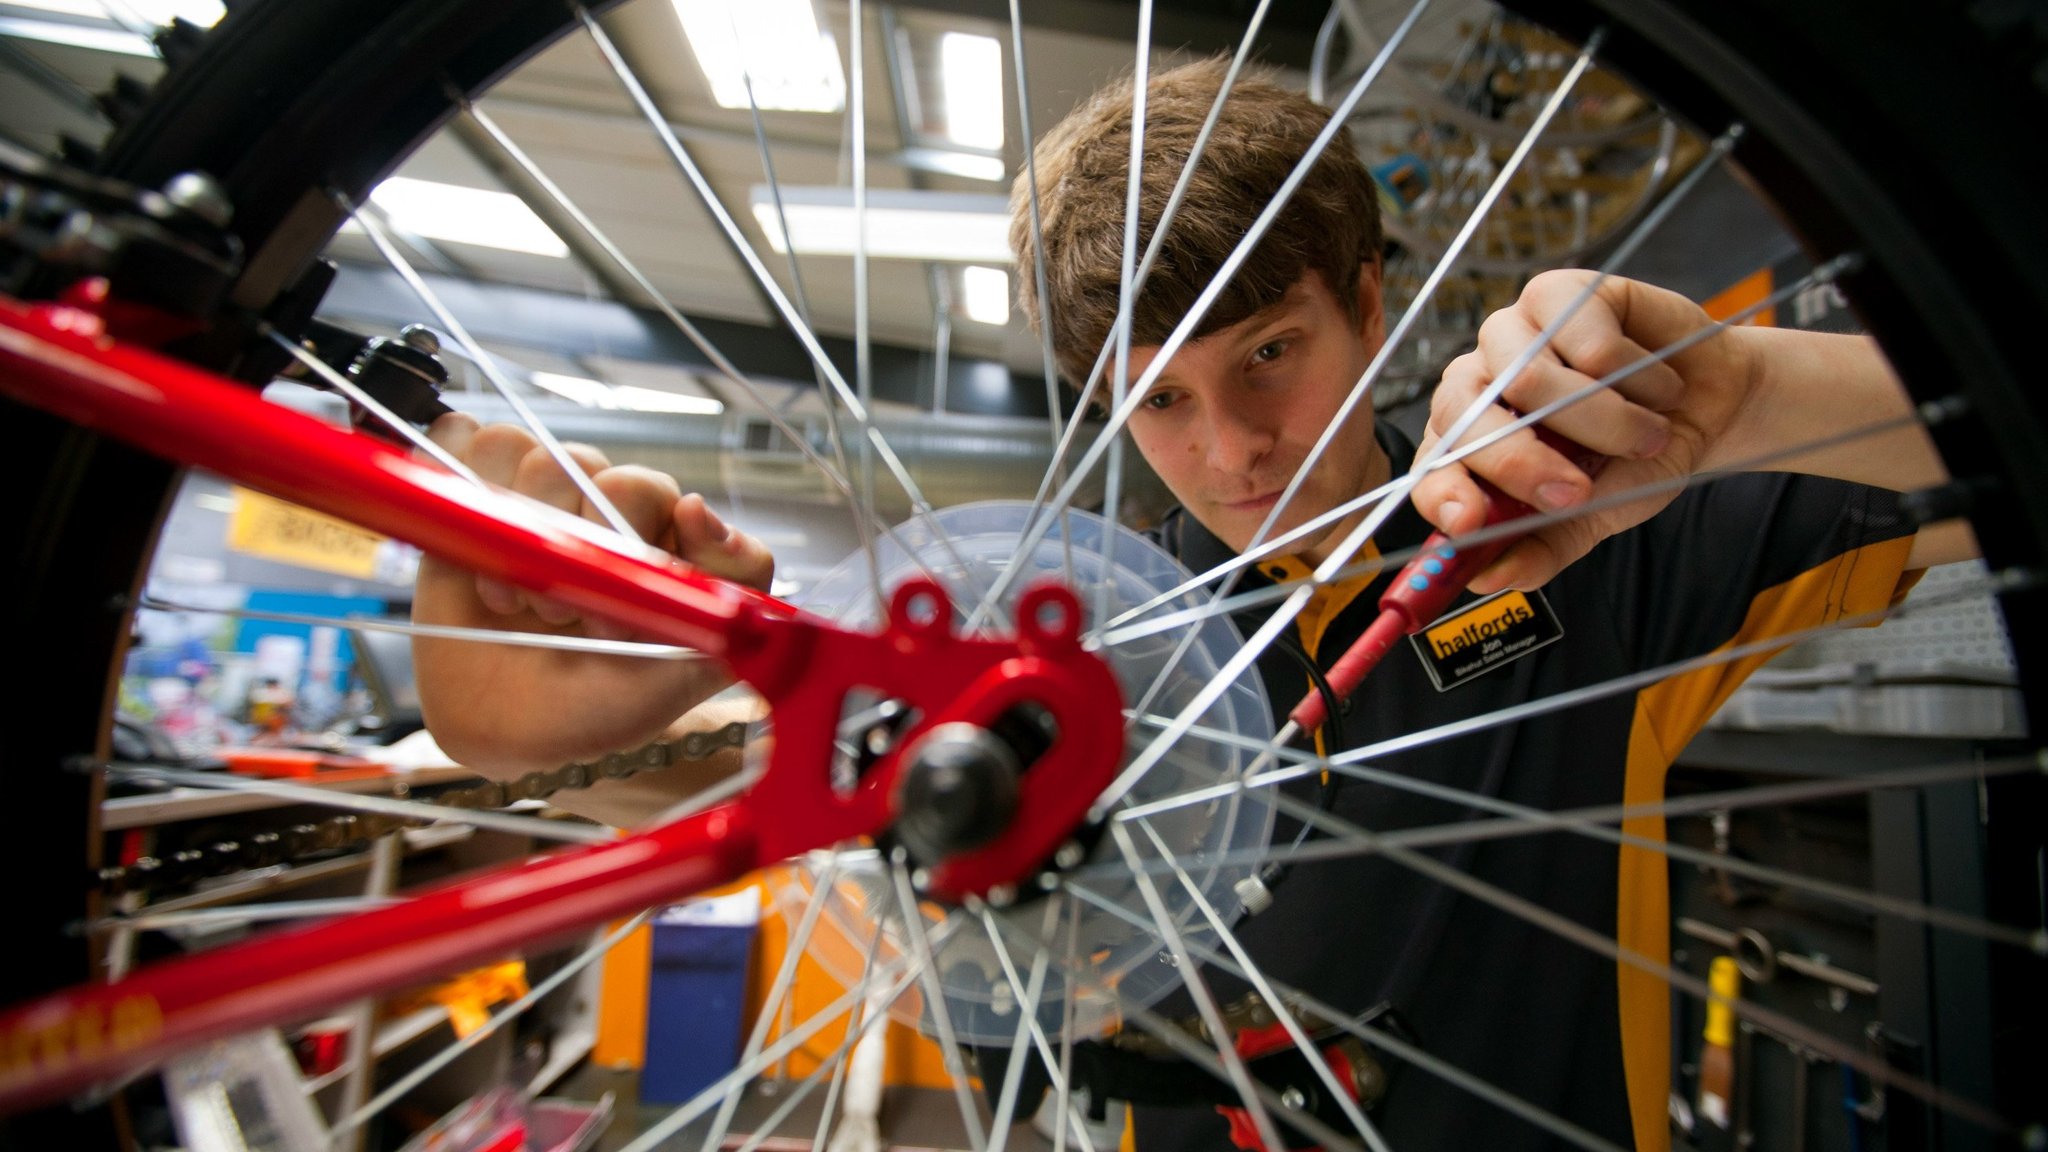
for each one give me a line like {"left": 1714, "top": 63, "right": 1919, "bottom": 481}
{"left": 0, "top": 0, "right": 223, "bottom": 52}
{"left": 367, "top": 177, "right": 568, "bottom": 257}
{"left": 0, "top": 13, "right": 152, "bottom": 53}
{"left": 530, "top": 372, "right": 617, "bottom": 407}
{"left": 530, "top": 372, "right": 723, "bottom": 415}
{"left": 960, "top": 265, "right": 1009, "bottom": 325}
{"left": 3, "top": 0, "right": 222, "bottom": 22}
{"left": 612, "top": 384, "right": 723, "bottom": 415}
{"left": 672, "top": 0, "right": 844, "bottom": 113}
{"left": 901, "top": 146, "right": 1006, "bottom": 183}
{"left": 750, "top": 187, "right": 1013, "bottom": 264}
{"left": 939, "top": 33, "right": 1003, "bottom": 150}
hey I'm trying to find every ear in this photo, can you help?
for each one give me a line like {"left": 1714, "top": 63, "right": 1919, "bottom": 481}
{"left": 1355, "top": 257, "right": 1387, "bottom": 350}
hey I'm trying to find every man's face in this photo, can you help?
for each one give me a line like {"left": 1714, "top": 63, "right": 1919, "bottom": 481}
{"left": 1122, "top": 264, "right": 1390, "bottom": 564}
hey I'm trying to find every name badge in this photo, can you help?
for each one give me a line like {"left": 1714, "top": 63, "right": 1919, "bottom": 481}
{"left": 1409, "top": 589, "right": 1564, "bottom": 691}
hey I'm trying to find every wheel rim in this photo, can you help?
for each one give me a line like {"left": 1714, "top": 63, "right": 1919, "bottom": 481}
{"left": 9, "top": 0, "right": 2043, "bottom": 1147}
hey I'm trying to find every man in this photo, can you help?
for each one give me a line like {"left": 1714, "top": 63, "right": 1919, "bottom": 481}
{"left": 412, "top": 58, "right": 1969, "bottom": 1152}
{"left": 1005, "top": 58, "right": 1969, "bottom": 1152}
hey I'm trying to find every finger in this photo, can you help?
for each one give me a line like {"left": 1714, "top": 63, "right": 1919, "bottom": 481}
{"left": 1427, "top": 381, "right": 1592, "bottom": 514}
{"left": 468, "top": 422, "right": 540, "bottom": 488}
{"left": 594, "top": 464, "right": 684, "bottom": 546}
{"left": 1472, "top": 308, "right": 1672, "bottom": 460}
{"left": 514, "top": 440, "right": 611, "bottom": 517}
{"left": 1517, "top": 272, "right": 1690, "bottom": 412}
{"left": 1467, "top": 536, "right": 1564, "bottom": 596}
{"left": 424, "top": 411, "right": 478, "bottom": 459}
{"left": 673, "top": 494, "right": 776, "bottom": 592}
{"left": 475, "top": 575, "right": 524, "bottom": 616}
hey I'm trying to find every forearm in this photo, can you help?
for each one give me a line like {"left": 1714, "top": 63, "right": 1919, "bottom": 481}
{"left": 1708, "top": 327, "right": 1945, "bottom": 490}
{"left": 1709, "top": 326, "right": 1976, "bottom": 567}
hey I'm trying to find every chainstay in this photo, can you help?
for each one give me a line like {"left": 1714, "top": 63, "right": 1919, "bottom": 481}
{"left": 95, "top": 721, "right": 753, "bottom": 898}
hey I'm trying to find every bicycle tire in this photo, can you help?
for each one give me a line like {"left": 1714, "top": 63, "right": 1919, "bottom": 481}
{"left": 5, "top": 0, "right": 2044, "bottom": 1146}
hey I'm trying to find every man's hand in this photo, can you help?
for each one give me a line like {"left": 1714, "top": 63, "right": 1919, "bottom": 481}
{"left": 1412, "top": 270, "right": 1759, "bottom": 593}
{"left": 1412, "top": 270, "right": 1974, "bottom": 591}
{"left": 412, "top": 413, "right": 774, "bottom": 777}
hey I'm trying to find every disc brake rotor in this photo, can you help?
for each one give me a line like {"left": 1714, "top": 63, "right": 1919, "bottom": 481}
{"left": 790, "top": 501, "right": 1275, "bottom": 1045}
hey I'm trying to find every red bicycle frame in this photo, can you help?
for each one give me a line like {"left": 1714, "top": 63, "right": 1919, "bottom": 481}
{"left": 0, "top": 289, "right": 1126, "bottom": 1114}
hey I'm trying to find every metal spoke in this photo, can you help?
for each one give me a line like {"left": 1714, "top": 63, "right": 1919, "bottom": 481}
{"left": 617, "top": 937, "right": 938, "bottom": 1152}
{"left": 1102, "top": 251, "right": 1842, "bottom": 631}
{"left": 1134, "top": 818, "right": 1394, "bottom": 1152}
{"left": 1060, "top": 882, "right": 1630, "bottom": 1152}
{"left": 87, "top": 897, "right": 397, "bottom": 933}
{"left": 964, "top": 0, "right": 1436, "bottom": 627}
{"left": 809, "top": 920, "right": 888, "bottom": 1152}
{"left": 1102, "top": 32, "right": 1622, "bottom": 801}
{"left": 1096, "top": 0, "right": 1152, "bottom": 636}
{"left": 977, "top": 904, "right": 1102, "bottom": 1152}
{"left": 698, "top": 856, "right": 844, "bottom": 1152}
{"left": 340, "top": 191, "right": 640, "bottom": 540}
{"left": 1109, "top": 822, "right": 1288, "bottom": 1152}
{"left": 1093, "top": 742, "right": 2043, "bottom": 913}
{"left": 1131, "top": 713, "right": 2047, "bottom": 954}
{"left": 1102, "top": 396, "right": 1919, "bottom": 651}
{"left": 102, "top": 763, "right": 615, "bottom": 844}
{"left": 1252, "top": 786, "right": 2015, "bottom": 1135}
{"left": 1109, "top": 562, "right": 2031, "bottom": 817}
{"left": 983, "top": 904, "right": 1370, "bottom": 1152}
{"left": 978, "top": 905, "right": 1054, "bottom": 1152}
{"left": 572, "top": 4, "right": 973, "bottom": 579}
{"left": 329, "top": 911, "right": 649, "bottom": 1137}
{"left": 890, "top": 856, "right": 991, "bottom": 1152}
{"left": 456, "top": 99, "right": 950, "bottom": 594}
{"left": 139, "top": 594, "right": 706, "bottom": 661}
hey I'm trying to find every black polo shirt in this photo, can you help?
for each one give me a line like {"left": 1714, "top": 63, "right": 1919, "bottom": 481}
{"left": 1131, "top": 421, "right": 1919, "bottom": 1152}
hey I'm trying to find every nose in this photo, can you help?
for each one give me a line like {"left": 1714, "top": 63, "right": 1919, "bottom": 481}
{"left": 1203, "top": 398, "right": 1277, "bottom": 475}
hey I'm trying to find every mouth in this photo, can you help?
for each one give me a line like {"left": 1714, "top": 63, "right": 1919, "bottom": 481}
{"left": 1221, "top": 490, "right": 1283, "bottom": 514}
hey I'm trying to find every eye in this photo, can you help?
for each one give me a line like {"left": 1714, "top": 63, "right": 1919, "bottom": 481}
{"left": 1141, "top": 390, "right": 1181, "bottom": 412}
{"left": 1251, "top": 340, "right": 1288, "bottom": 365}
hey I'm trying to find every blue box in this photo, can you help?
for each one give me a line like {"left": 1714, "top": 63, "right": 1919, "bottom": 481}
{"left": 642, "top": 893, "right": 759, "bottom": 1104}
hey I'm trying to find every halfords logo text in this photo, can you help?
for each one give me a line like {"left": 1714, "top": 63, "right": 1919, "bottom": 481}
{"left": 1426, "top": 593, "right": 1535, "bottom": 659}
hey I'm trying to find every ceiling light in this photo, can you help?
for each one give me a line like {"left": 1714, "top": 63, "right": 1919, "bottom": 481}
{"left": 0, "top": 0, "right": 223, "bottom": 52}
{"left": 3, "top": 0, "right": 221, "bottom": 22}
{"left": 939, "top": 32, "right": 1003, "bottom": 151}
{"left": 750, "top": 187, "right": 1013, "bottom": 264}
{"left": 367, "top": 177, "right": 568, "bottom": 257}
{"left": 530, "top": 372, "right": 617, "bottom": 408}
{"left": 672, "top": 0, "right": 845, "bottom": 113}
{"left": 960, "top": 265, "right": 1009, "bottom": 326}
{"left": 529, "top": 372, "right": 724, "bottom": 415}
{"left": 612, "top": 384, "right": 723, "bottom": 415}
{"left": 0, "top": 14, "right": 153, "bottom": 54}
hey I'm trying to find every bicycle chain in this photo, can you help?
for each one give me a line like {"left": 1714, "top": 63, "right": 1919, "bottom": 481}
{"left": 96, "top": 721, "right": 753, "bottom": 899}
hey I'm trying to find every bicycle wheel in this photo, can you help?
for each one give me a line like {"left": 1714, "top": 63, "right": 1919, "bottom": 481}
{"left": 4, "top": 0, "right": 2044, "bottom": 1148}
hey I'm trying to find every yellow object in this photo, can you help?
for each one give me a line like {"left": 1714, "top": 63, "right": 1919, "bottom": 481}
{"left": 593, "top": 918, "right": 653, "bottom": 1069}
{"left": 389, "top": 960, "right": 529, "bottom": 1039}
{"left": 227, "top": 486, "right": 387, "bottom": 578}
{"left": 1703, "top": 955, "right": 1740, "bottom": 1047}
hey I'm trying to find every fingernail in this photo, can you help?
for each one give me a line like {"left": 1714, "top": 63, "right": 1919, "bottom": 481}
{"left": 1439, "top": 500, "right": 1466, "bottom": 531}
{"left": 1536, "top": 481, "right": 1582, "bottom": 511}
{"left": 704, "top": 508, "right": 731, "bottom": 542}
{"left": 1636, "top": 425, "right": 1671, "bottom": 458}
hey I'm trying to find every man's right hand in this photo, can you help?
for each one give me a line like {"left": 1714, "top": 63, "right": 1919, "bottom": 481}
{"left": 411, "top": 413, "right": 774, "bottom": 777}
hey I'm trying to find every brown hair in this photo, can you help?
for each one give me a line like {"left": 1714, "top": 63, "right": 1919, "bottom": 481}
{"left": 1011, "top": 56, "right": 1383, "bottom": 387}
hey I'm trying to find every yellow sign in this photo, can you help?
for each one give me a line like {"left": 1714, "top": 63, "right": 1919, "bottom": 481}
{"left": 227, "top": 487, "right": 386, "bottom": 579}
{"left": 1424, "top": 590, "right": 1538, "bottom": 660}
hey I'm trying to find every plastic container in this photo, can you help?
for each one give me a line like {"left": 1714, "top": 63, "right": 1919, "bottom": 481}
{"left": 641, "top": 889, "right": 760, "bottom": 1104}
